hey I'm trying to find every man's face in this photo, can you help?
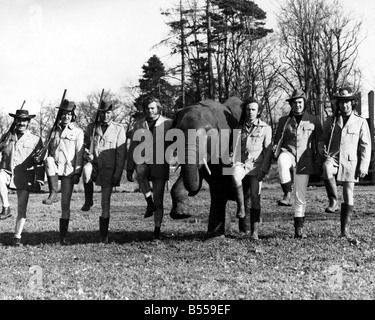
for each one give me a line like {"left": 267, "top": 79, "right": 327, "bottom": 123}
{"left": 245, "top": 102, "right": 259, "bottom": 123}
{"left": 291, "top": 98, "right": 305, "bottom": 115}
{"left": 60, "top": 110, "right": 73, "bottom": 127}
{"left": 145, "top": 101, "right": 159, "bottom": 120}
{"left": 339, "top": 100, "right": 353, "bottom": 116}
{"left": 15, "top": 118, "right": 29, "bottom": 133}
{"left": 100, "top": 110, "right": 113, "bottom": 124}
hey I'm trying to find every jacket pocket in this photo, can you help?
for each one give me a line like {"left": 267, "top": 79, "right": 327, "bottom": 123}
{"left": 346, "top": 127, "right": 359, "bottom": 144}
{"left": 348, "top": 153, "right": 357, "bottom": 161}
{"left": 302, "top": 124, "right": 314, "bottom": 137}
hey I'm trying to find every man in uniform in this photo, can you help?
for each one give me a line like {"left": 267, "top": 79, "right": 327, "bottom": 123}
{"left": 318, "top": 87, "right": 372, "bottom": 238}
{"left": 230, "top": 97, "right": 273, "bottom": 240}
{"left": 0, "top": 109, "right": 44, "bottom": 246}
{"left": 43, "top": 100, "right": 84, "bottom": 245}
{"left": 126, "top": 97, "right": 173, "bottom": 240}
{"left": 82, "top": 100, "right": 126, "bottom": 243}
{"left": 273, "top": 89, "right": 323, "bottom": 238}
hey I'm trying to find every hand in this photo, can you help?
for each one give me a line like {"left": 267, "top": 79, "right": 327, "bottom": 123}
{"left": 72, "top": 174, "right": 80, "bottom": 184}
{"left": 33, "top": 155, "right": 42, "bottom": 164}
{"left": 33, "top": 180, "right": 43, "bottom": 192}
{"left": 0, "top": 142, "right": 6, "bottom": 152}
{"left": 322, "top": 146, "right": 329, "bottom": 160}
{"left": 257, "top": 170, "right": 266, "bottom": 182}
{"left": 357, "top": 170, "right": 367, "bottom": 179}
{"left": 112, "top": 175, "right": 121, "bottom": 185}
{"left": 126, "top": 170, "right": 134, "bottom": 182}
{"left": 84, "top": 152, "right": 94, "bottom": 162}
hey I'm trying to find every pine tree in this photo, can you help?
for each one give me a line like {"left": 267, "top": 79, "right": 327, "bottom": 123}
{"left": 135, "top": 55, "right": 177, "bottom": 118}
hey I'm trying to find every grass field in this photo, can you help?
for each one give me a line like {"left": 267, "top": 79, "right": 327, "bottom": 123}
{"left": 1, "top": 167, "right": 375, "bottom": 300}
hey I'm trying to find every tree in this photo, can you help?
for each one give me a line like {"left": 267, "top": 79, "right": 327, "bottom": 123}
{"left": 161, "top": 0, "right": 273, "bottom": 104}
{"left": 276, "top": 0, "right": 364, "bottom": 118}
{"left": 134, "top": 55, "right": 177, "bottom": 117}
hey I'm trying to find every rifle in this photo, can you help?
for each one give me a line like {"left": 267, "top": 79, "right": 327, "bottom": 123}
{"left": 0, "top": 100, "right": 26, "bottom": 150}
{"left": 272, "top": 115, "right": 292, "bottom": 161}
{"left": 34, "top": 89, "right": 67, "bottom": 163}
{"left": 89, "top": 89, "right": 105, "bottom": 155}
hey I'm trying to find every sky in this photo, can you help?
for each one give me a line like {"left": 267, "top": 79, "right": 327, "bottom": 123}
{"left": 1, "top": 0, "right": 375, "bottom": 115}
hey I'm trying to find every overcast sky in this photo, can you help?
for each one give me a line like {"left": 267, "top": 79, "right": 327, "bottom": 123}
{"left": 1, "top": 0, "right": 375, "bottom": 115}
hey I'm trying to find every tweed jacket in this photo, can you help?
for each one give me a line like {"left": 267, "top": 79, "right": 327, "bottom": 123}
{"left": 127, "top": 115, "right": 173, "bottom": 180}
{"left": 273, "top": 112, "right": 323, "bottom": 175}
{"left": 233, "top": 118, "right": 273, "bottom": 175}
{"left": 85, "top": 120, "right": 126, "bottom": 187}
{"left": 318, "top": 112, "right": 372, "bottom": 182}
{"left": 48, "top": 123, "right": 84, "bottom": 177}
{"left": 0, "top": 130, "right": 44, "bottom": 190}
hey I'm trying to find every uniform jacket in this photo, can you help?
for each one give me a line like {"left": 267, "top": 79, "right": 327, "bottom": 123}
{"left": 85, "top": 120, "right": 126, "bottom": 187}
{"left": 48, "top": 123, "right": 84, "bottom": 177}
{"left": 127, "top": 115, "right": 173, "bottom": 180}
{"left": 233, "top": 118, "right": 273, "bottom": 175}
{"left": 318, "top": 112, "right": 372, "bottom": 182}
{"left": 273, "top": 112, "right": 323, "bottom": 175}
{"left": 0, "top": 130, "right": 44, "bottom": 190}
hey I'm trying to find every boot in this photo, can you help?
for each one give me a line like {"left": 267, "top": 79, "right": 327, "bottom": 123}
{"left": 99, "top": 217, "right": 110, "bottom": 243}
{"left": 278, "top": 181, "right": 293, "bottom": 206}
{"left": 43, "top": 175, "right": 59, "bottom": 205}
{"left": 324, "top": 178, "right": 338, "bottom": 213}
{"left": 59, "top": 218, "right": 69, "bottom": 245}
{"left": 234, "top": 185, "right": 245, "bottom": 219}
{"left": 0, "top": 206, "right": 12, "bottom": 220}
{"left": 13, "top": 237, "right": 22, "bottom": 247}
{"left": 250, "top": 208, "right": 261, "bottom": 240}
{"left": 340, "top": 203, "right": 352, "bottom": 238}
{"left": 153, "top": 226, "right": 161, "bottom": 240}
{"left": 294, "top": 217, "right": 307, "bottom": 239}
{"left": 81, "top": 181, "right": 94, "bottom": 211}
{"left": 144, "top": 196, "right": 156, "bottom": 218}
{"left": 238, "top": 207, "right": 251, "bottom": 233}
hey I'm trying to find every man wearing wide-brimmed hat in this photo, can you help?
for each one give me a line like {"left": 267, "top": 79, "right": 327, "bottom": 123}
{"left": 273, "top": 88, "right": 323, "bottom": 238}
{"left": 81, "top": 99, "right": 126, "bottom": 244}
{"left": 43, "top": 99, "right": 84, "bottom": 245}
{"left": 318, "top": 87, "right": 372, "bottom": 239}
{"left": 0, "top": 109, "right": 44, "bottom": 246}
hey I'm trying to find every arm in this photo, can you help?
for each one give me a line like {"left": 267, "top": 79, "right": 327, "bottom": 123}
{"left": 126, "top": 125, "right": 138, "bottom": 173}
{"left": 74, "top": 129, "right": 85, "bottom": 176}
{"left": 260, "top": 125, "right": 273, "bottom": 174}
{"left": 317, "top": 116, "right": 334, "bottom": 158}
{"left": 357, "top": 119, "right": 372, "bottom": 177}
{"left": 34, "top": 138, "right": 45, "bottom": 183}
{"left": 114, "top": 125, "right": 126, "bottom": 184}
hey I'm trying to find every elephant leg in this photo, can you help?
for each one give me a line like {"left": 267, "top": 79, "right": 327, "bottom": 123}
{"left": 170, "top": 174, "right": 192, "bottom": 219}
{"left": 206, "top": 181, "right": 229, "bottom": 238}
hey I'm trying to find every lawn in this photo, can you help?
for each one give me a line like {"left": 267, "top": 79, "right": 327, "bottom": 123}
{"left": 1, "top": 167, "right": 375, "bottom": 301}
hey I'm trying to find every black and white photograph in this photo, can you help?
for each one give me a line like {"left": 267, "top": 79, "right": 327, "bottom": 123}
{"left": 0, "top": 0, "right": 375, "bottom": 306}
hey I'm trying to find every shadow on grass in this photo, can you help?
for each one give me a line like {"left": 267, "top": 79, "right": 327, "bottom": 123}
{"left": 0, "top": 229, "right": 209, "bottom": 246}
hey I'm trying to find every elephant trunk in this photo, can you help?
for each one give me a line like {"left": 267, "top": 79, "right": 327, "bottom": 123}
{"left": 182, "top": 142, "right": 202, "bottom": 196}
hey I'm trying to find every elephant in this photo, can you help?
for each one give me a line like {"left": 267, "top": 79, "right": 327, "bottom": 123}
{"left": 169, "top": 96, "right": 244, "bottom": 238}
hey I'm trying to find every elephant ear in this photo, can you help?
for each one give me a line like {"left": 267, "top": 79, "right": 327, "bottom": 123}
{"left": 198, "top": 99, "right": 230, "bottom": 131}
{"left": 223, "top": 96, "right": 243, "bottom": 125}
{"left": 172, "top": 108, "right": 185, "bottom": 128}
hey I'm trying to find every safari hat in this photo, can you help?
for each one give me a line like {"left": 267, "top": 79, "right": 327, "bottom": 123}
{"left": 333, "top": 87, "right": 358, "bottom": 101}
{"left": 58, "top": 99, "right": 76, "bottom": 111}
{"left": 286, "top": 89, "right": 306, "bottom": 102}
{"left": 98, "top": 100, "right": 113, "bottom": 112}
{"left": 9, "top": 109, "right": 36, "bottom": 120}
